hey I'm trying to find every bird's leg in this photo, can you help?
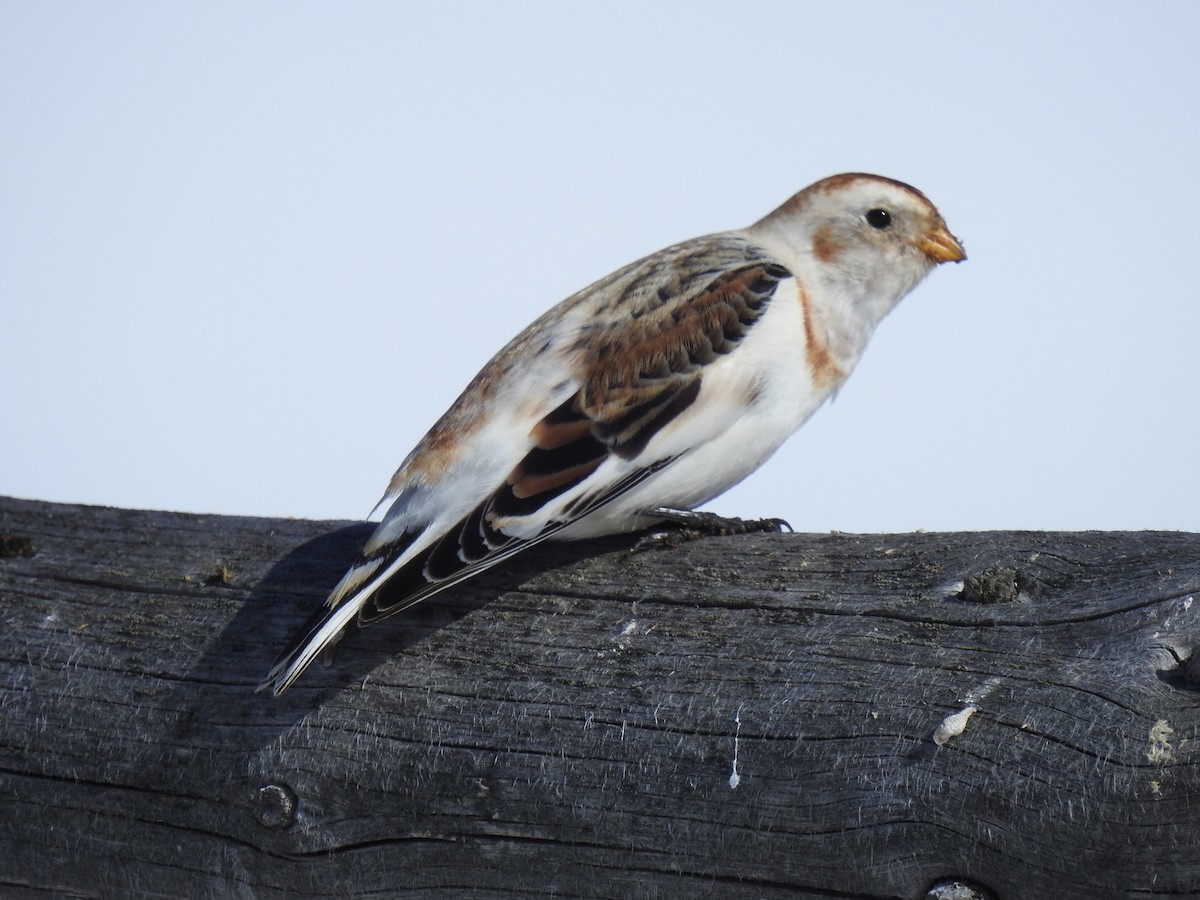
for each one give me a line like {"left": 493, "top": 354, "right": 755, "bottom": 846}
{"left": 633, "top": 506, "right": 792, "bottom": 551}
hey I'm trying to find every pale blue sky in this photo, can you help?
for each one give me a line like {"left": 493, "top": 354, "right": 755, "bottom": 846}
{"left": 3, "top": 2, "right": 1198, "bottom": 531}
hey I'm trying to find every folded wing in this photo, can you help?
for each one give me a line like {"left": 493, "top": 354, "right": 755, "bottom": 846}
{"left": 261, "top": 238, "right": 791, "bottom": 694}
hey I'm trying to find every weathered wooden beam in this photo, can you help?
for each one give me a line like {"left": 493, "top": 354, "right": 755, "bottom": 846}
{"left": 1, "top": 495, "right": 1197, "bottom": 898}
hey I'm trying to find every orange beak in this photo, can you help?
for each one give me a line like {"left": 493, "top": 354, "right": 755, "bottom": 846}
{"left": 918, "top": 225, "right": 967, "bottom": 263}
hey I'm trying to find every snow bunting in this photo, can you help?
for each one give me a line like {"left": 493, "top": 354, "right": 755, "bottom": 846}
{"left": 262, "top": 173, "right": 965, "bottom": 694}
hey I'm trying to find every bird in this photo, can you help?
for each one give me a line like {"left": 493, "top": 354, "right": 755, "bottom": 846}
{"left": 261, "top": 172, "right": 965, "bottom": 695}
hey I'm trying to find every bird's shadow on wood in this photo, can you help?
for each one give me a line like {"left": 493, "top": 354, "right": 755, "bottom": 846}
{"left": 174, "top": 522, "right": 632, "bottom": 738}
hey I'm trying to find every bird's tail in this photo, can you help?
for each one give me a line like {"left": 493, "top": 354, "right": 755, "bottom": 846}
{"left": 259, "top": 457, "right": 674, "bottom": 695}
{"left": 257, "top": 526, "right": 426, "bottom": 696}
{"left": 256, "top": 590, "right": 366, "bottom": 696}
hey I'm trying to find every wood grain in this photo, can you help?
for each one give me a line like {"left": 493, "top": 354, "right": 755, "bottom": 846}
{"left": 1, "top": 495, "right": 1197, "bottom": 899}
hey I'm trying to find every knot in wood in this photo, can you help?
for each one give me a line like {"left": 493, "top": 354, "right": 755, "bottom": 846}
{"left": 1162, "top": 644, "right": 1200, "bottom": 691}
{"left": 958, "top": 565, "right": 1021, "bottom": 604}
{"left": 250, "top": 782, "right": 297, "bottom": 829}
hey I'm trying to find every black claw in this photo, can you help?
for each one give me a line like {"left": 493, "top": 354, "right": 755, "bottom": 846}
{"left": 631, "top": 508, "right": 790, "bottom": 552}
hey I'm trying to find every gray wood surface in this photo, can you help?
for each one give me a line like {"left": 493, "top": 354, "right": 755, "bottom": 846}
{"left": 1, "top": 495, "right": 1198, "bottom": 899}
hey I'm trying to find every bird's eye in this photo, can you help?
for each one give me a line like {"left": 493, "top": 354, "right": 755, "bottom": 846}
{"left": 866, "top": 208, "right": 892, "bottom": 229}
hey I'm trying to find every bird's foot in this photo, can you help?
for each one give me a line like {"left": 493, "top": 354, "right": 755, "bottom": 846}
{"left": 632, "top": 507, "right": 791, "bottom": 552}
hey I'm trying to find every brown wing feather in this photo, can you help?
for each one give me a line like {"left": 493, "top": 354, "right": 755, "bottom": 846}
{"left": 474, "top": 254, "right": 791, "bottom": 540}
{"left": 575, "top": 257, "right": 790, "bottom": 455}
{"left": 363, "top": 242, "right": 792, "bottom": 622}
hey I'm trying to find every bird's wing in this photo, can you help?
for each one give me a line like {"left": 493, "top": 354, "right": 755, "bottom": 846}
{"left": 261, "top": 237, "right": 791, "bottom": 694}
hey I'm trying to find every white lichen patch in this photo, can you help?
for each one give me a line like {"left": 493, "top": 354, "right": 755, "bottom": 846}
{"left": 933, "top": 706, "right": 977, "bottom": 746}
{"left": 931, "top": 678, "right": 1001, "bottom": 746}
{"left": 1148, "top": 719, "right": 1175, "bottom": 765}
